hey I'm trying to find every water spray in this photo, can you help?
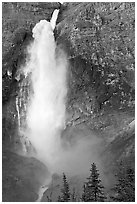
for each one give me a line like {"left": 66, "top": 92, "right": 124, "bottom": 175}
{"left": 19, "top": 9, "right": 67, "bottom": 171}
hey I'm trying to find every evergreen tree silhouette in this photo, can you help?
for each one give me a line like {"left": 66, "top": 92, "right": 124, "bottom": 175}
{"left": 111, "top": 164, "right": 135, "bottom": 202}
{"left": 81, "top": 184, "right": 87, "bottom": 201}
{"left": 82, "top": 162, "right": 106, "bottom": 202}
{"left": 57, "top": 195, "right": 62, "bottom": 202}
{"left": 71, "top": 187, "right": 77, "bottom": 201}
{"left": 59, "top": 173, "right": 70, "bottom": 202}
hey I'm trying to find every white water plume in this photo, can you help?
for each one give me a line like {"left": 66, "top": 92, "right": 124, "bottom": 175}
{"left": 50, "top": 9, "right": 59, "bottom": 30}
{"left": 22, "top": 17, "right": 68, "bottom": 171}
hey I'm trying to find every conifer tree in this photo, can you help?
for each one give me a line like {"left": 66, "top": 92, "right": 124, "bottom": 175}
{"left": 111, "top": 164, "right": 135, "bottom": 202}
{"left": 47, "top": 192, "right": 53, "bottom": 202}
{"left": 59, "top": 173, "right": 70, "bottom": 202}
{"left": 82, "top": 162, "right": 106, "bottom": 202}
{"left": 71, "top": 187, "right": 77, "bottom": 202}
{"left": 81, "top": 184, "right": 87, "bottom": 201}
{"left": 47, "top": 195, "right": 52, "bottom": 202}
{"left": 57, "top": 195, "right": 62, "bottom": 202}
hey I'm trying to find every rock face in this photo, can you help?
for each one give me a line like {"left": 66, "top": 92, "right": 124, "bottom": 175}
{"left": 56, "top": 2, "right": 135, "bottom": 110}
{"left": 2, "top": 2, "right": 135, "bottom": 202}
{"left": 2, "top": 2, "right": 60, "bottom": 55}
{"left": 56, "top": 1, "right": 135, "bottom": 164}
{"left": 2, "top": 150, "right": 50, "bottom": 202}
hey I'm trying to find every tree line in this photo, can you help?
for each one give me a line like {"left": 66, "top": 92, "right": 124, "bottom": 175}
{"left": 47, "top": 162, "right": 135, "bottom": 202}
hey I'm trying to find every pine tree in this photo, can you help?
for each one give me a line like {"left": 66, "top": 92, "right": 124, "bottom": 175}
{"left": 71, "top": 187, "right": 77, "bottom": 202}
{"left": 81, "top": 184, "right": 87, "bottom": 201}
{"left": 82, "top": 162, "right": 106, "bottom": 202}
{"left": 111, "top": 164, "right": 135, "bottom": 202}
{"left": 59, "top": 173, "right": 70, "bottom": 202}
{"left": 47, "top": 195, "right": 52, "bottom": 202}
{"left": 57, "top": 195, "right": 62, "bottom": 202}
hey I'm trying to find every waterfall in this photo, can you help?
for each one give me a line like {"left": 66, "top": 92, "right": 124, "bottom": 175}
{"left": 50, "top": 9, "right": 59, "bottom": 30}
{"left": 16, "top": 9, "right": 68, "bottom": 170}
{"left": 16, "top": 97, "right": 21, "bottom": 128}
{"left": 15, "top": 76, "right": 32, "bottom": 154}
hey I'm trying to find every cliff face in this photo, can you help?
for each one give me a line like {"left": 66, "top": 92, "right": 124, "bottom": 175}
{"left": 56, "top": 2, "right": 135, "bottom": 109}
{"left": 2, "top": 2, "right": 135, "bottom": 202}
{"left": 56, "top": 2, "right": 135, "bottom": 163}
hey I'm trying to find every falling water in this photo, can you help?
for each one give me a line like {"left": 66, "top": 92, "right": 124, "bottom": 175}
{"left": 15, "top": 76, "right": 32, "bottom": 154}
{"left": 16, "top": 97, "right": 21, "bottom": 128}
{"left": 17, "top": 9, "right": 68, "bottom": 172}
{"left": 50, "top": 9, "right": 59, "bottom": 30}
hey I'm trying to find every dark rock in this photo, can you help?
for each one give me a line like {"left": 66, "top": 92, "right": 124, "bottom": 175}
{"left": 2, "top": 150, "right": 50, "bottom": 202}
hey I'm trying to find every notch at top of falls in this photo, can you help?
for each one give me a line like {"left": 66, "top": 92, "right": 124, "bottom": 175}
{"left": 50, "top": 9, "right": 59, "bottom": 30}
